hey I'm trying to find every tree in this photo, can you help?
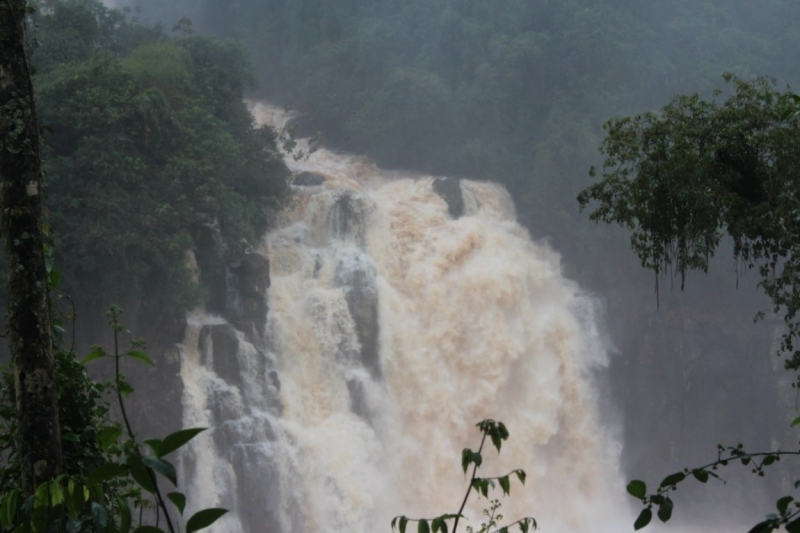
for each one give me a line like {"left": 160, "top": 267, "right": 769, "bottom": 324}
{"left": 578, "top": 74, "right": 800, "bottom": 372}
{"left": 577, "top": 74, "right": 800, "bottom": 531}
{"left": 30, "top": 1, "right": 291, "bottom": 324}
{"left": 0, "top": 0, "right": 62, "bottom": 493}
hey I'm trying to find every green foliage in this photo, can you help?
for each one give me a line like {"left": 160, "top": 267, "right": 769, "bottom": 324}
{"left": 0, "top": 306, "right": 226, "bottom": 533}
{"left": 622, "top": 440, "right": 800, "bottom": 531}
{"left": 29, "top": 1, "right": 290, "bottom": 319}
{"left": 393, "top": 420, "right": 536, "bottom": 533}
{"left": 577, "top": 73, "right": 800, "bottom": 532}
{"left": 578, "top": 74, "right": 800, "bottom": 370}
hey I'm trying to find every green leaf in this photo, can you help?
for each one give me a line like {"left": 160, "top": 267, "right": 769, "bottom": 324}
{"left": 66, "top": 519, "right": 82, "bottom": 533}
{"left": 777, "top": 496, "right": 794, "bottom": 514}
{"left": 0, "top": 496, "right": 10, "bottom": 530}
{"left": 5, "top": 490, "right": 18, "bottom": 527}
{"left": 32, "top": 505, "right": 47, "bottom": 533}
{"left": 50, "top": 482, "right": 64, "bottom": 506}
{"left": 462, "top": 449, "right": 472, "bottom": 474}
{"left": 157, "top": 428, "right": 207, "bottom": 457}
{"left": 144, "top": 439, "right": 163, "bottom": 454}
{"left": 91, "top": 502, "right": 109, "bottom": 532}
{"left": 186, "top": 508, "right": 228, "bottom": 533}
{"left": 626, "top": 480, "right": 647, "bottom": 499}
{"left": 88, "top": 463, "right": 128, "bottom": 485}
{"left": 418, "top": 519, "right": 429, "bottom": 533}
{"left": 400, "top": 516, "right": 409, "bottom": 533}
{"left": 791, "top": 416, "right": 800, "bottom": 427}
{"left": 118, "top": 380, "right": 134, "bottom": 397}
{"left": 67, "top": 482, "right": 83, "bottom": 519}
{"left": 491, "top": 433, "right": 502, "bottom": 453}
{"left": 167, "top": 492, "right": 186, "bottom": 515}
{"left": 129, "top": 465, "right": 156, "bottom": 493}
{"left": 498, "top": 422, "right": 508, "bottom": 439}
{"left": 126, "top": 350, "right": 154, "bottom": 366}
{"left": 118, "top": 497, "right": 132, "bottom": 533}
{"left": 747, "top": 519, "right": 776, "bottom": 533}
{"left": 657, "top": 498, "right": 673, "bottom": 522}
{"left": 33, "top": 482, "right": 48, "bottom": 509}
{"left": 80, "top": 346, "right": 106, "bottom": 366}
{"left": 515, "top": 469, "right": 526, "bottom": 485}
{"left": 499, "top": 475, "right": 510, "bottom": 496}
{"left": 472, "top": 452, "right": 482, "bottom": 468}
{"left": 786, "top": 518, "right": 800, "bottom": 533}
{"left": 142, "top": 456, "right": 177, "bottom": 486}
{"left": 691, "top": 469, "right": 708, "bottom": 483}
{"left": 98, "top": 426, "right": 122, "bottom": 451}
{"left": 762, "top": 455, "right": 777, "bottom": 467}
{"left": 633, "top": 508, "right": 652, "bottom": 530}
{"left": 659, "top": 472, "right": 685, "bottom": 489}
{"left": 431, "top": 518, "right": 441, "bottom": 533}
{"left": 48, "top": 269, "right": 62, "bottom": 289}
{"left": 133, "top": 527, "right": 165, "bottom": 533}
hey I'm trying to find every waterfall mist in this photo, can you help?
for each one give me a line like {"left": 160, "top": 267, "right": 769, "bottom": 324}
{"left": 174, "top": 103, "right": 631, "bottom": 533}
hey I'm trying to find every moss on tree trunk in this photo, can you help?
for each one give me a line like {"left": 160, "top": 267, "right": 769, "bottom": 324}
{"left": 0, "top": 0, "right": 62, "bottom": 493}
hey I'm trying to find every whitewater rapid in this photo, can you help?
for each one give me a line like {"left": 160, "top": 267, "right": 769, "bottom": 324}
{"left": 176, "top": 102, "right": 631, "bottom": 533}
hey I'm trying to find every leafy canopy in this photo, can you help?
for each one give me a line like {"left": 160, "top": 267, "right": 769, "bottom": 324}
{"left": 30, "top": 0, "right": 290, "bottom": 318}
{"left": 578, "top": 74, "right": 800, "bottom": 371}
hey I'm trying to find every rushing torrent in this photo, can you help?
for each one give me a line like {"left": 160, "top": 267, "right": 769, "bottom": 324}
{"left": 176, "top": 102, "right": 629, "bottom": 533}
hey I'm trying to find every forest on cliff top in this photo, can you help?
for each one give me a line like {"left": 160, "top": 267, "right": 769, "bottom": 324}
{"left": 129, "top": 0, "right": 800, "bottom": 273}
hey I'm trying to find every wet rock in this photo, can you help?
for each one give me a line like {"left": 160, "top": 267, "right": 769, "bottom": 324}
{"left": 334, "top": 251, "right": 380, "bottom": 377}
{"left": 193, "top": 223, "right": 227, "bottom": 315}
{"left": 227, "top": 253, "right": 270, "bottom": 344}
{"left": 327, "top": 192, "right": 371, "bottom": 246}
{"left": 347, "top": 377, "right": 371, "bottom": 420}
{"left": 199, "top": 323, "right": 241, "bottom": 384}
{"left": 207, "top": 388, "right": 243, "bottom": 427}
{"left": 294, "top": 171, "right": 325, "bottom": 186}
{"left": 126, "top": 344, "right": 184, "bottom": 439}
{"left": 313, "top": 253, "right": 324, "bottom": 277}
{"left": 268, "top": 369, "right": 281, "bottom": 391}
{"left": 230, "top": 444, "right": 283, "bottom": 533}
{"left": 432, "top": 177, "right": 464, "bottom": 218}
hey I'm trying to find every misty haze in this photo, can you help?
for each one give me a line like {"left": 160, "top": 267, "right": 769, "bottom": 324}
{"left": 1, "top": 0, "right": 799, "bottom": 532}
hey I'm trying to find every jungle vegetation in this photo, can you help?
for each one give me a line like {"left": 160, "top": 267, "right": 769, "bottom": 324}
{"left": 130, "top": 0, "right": 800, "bottom": 266}
{"left": 30, "top": 0, "right": 291, "bottom": 327}
{"left": 578, "top": 72, "right": 800, "bottom": 532}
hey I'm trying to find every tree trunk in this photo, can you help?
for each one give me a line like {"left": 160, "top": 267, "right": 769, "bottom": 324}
{"left": 0, "top": 0, "right": 62, "bottom": 493}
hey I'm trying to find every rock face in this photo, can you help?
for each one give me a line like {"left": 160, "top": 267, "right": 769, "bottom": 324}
{"left": 193, "top": 223, "right": 228, "bottom": 316}
{"left": 294, "top": 171, "right": 325, "bottom": 186}
{"left": 226, "top": 253, "right": 271, "bottom": 345}
{"left": 327, "top": 191, "right": 373, "bottom": 248}
{"left": 199, "top": 323, "right": 241, "bottom": 384}
{"left": 432, "top": 176, "right": 464, "bottom": 218}
{"left": 334, "top": 250, "right": 380, "bottom": 378}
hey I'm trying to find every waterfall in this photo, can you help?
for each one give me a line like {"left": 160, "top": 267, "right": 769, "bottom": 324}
{"left": 176, "top": 102, "right": 630, "bottom": 533}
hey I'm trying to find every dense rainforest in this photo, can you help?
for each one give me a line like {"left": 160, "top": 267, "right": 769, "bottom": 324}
{"left": 29, "top": 0, "right": 290, "bottom": 332}
{"left": 131, "top": 0, "right": 800, "bottom": 270}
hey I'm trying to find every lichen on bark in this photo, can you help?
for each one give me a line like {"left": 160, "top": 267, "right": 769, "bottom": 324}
{"left": 0, "top": 0, "right": 62, "bottom": 493}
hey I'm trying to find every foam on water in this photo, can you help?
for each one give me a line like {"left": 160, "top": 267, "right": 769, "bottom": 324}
{"left": 177, "top": 101, "right": 634, "bottom": 533}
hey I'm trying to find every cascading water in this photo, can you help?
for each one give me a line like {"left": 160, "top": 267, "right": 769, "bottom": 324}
{"left": 176, "top": 102, "right": 631, "bottom": 533}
